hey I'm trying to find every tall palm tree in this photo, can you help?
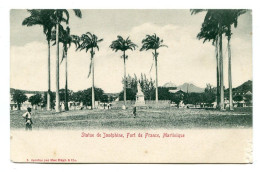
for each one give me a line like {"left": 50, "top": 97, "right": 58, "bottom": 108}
{"left": 52, "top": 26, "right": 80, "bottom": 111}
{"left": 77, "top": 32, "right": 103, "bottom": 109}
{"left": 223, "top": 10, "right": 247, "bottom": 110}
{"left": 196, "top": 14, "right": 220, "bottom": 109}
{"left": 140, "top": 34, "right": 167, "bottom": 103}
{"left": 191, "top": 9, "right": 226, "bottom": 110}
{"left": 22, "top": 9, "right": 55, "bottom": 111}
{"left": 53, "top": 9, "right": 82, "bottom": 112}
{"left": 191, "top": 9, "right": 246, "bottom": 111}
{"left": 110, "top": 36, "right": 137, "bottom": 108}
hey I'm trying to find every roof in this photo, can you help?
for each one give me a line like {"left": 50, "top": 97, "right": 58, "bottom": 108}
{"left": 169, "top": 89, "right": 184, "bottom": 93}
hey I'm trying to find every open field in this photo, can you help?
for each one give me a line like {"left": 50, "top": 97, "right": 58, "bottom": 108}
{"left": 10, "top": 107, "right": 252, "bottom": 130}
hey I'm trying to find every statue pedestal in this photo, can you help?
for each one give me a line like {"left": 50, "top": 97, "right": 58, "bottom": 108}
{"left": 135, "top": 84, "right": 145, "bottom": 106}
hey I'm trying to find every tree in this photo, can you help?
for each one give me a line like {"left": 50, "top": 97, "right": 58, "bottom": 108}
{"left": 233, "top": 95, "right": 243, "bottom": 102}
{"left": 43, "top": 91, "right": 56, "bottom": 109}
{"left": 191, "top": 10, "right": 226, "bottom": 110}
{"left": 28, "top": 94, "right": 43, "bottom": 108}
{"left": 140, "top": 33, "right": 168, "bottom": 103}
{"left": 119, "top": 88, "right": 136, "bottom": 101}
{"left": 170, "top": 93, "right": 183, "bottom": 108}
{"left": 203, "top": 84, "right": 216, "bottom": 106}
{"left": 22, "top": 9, "right": 56, "bottom": 111}
{"left": 59, "top": 88, "right": 73, "bottom": 103}
{"left": 110, "top": 36, "right": 137, "bottom": 108}
{"left": 191, "top": 9, "right": 247, "bottom": 110}
{"left": 52, "top": 26, "right": 80, "bottom": 111}
{"left": 223, "top": 10, "right": 247, "bottom": 110}
{"left": 100, "top": 95, "right": 109, "bottom": 103}
{"left": 121, "top": 73, "right": 155, "bottom": 100}
{"left": 195, "top": 13, "right": 220, "bottom": 109}
{"left": 77, "top": 32, "right": 103, "bottom": 109}
{"left": 12, "top": 90, "right": 28, "bottom": 110}
{"left": 139, "top": 73, "right": 155, "bottom": 100}
{"left": 244, "top": 94, "right": 252, "bottom": 106}
{"left": 53, "top": 9, "right": 82, "bottom": 112}
{"left": 71, "top": 87, "right": 105, "bottom": 106}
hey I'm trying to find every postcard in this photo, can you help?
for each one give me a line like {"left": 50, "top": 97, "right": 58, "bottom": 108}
{"left": 10, "top": 9, "right": 252, "bottom": 163}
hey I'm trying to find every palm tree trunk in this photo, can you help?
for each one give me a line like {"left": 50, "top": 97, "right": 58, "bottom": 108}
{"left": 47, "top": 40, "right": 51, "bottom": 111}
{"left": 55, "top": 22, "right": 60, "bottom": 113}
{"left": 215, "top": 39, "right": 220, "bottom": 109}
{"left": 64, "top": 50, "right": 69, "bottom": 111}
{"left": 219, "top": 30, "right": 225, "bottom": 111}
{"left": 228, "top": 33, "right": 234, "bottom": 111}
{"left": 123, "top": 51, "right": 127, "bottom": 108}
{"left": 155, "top": 49, "right": 158, "bottom": 103}
{"left": 91, "top": 49, "right": 95, "bottom": 110}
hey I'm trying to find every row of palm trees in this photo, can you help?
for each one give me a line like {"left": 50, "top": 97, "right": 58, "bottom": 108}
{"left": 22, "top": 9, "right": 246, "bottom": 112}
{"left": 22, "top": 9, "right": 168, "bottom": 112}
{"left": 191, "top": 9, "right": 247, "bottom": 111}
{"left": 23, "top": 9, "right": 82, "bottom": 112}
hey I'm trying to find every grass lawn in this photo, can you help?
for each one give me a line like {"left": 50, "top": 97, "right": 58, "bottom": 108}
{"left": 10, "top": 107, "right": 252, "bottom": 130}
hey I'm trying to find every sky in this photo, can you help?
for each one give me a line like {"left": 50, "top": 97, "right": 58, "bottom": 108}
{"left": 10, "top": 9, "right": 252, "bottom": 93}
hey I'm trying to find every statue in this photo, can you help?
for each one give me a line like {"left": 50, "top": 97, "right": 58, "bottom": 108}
{"left": 135, "top": 82, "right": 145, "bottom": 106}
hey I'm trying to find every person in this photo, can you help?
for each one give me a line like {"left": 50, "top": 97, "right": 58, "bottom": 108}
{"left": 133, "top": 106, "right": 137, "bottom": 118}
{"left": 22, "top": 107, "right": 33, "bottom": 131}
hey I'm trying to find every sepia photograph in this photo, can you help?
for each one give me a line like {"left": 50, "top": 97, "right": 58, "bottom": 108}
{"left": 9, "top": 8, "right": 253, "bottom": 163}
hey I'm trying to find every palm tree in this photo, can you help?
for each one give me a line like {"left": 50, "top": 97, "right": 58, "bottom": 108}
{"left": 196, "top": 14, "right": 220, "bottom": 109}
{"left": 52, "top": 26, "right": 80, "bottom": 111}
{"left": 53, "top": 9, "right": 82, "bottom": 112}
{"left": 22, "top": 9, "right": 56, "bottom": 111}
{"left": 140, "top": 34, "right": 167, "bottom": 103}
{"left": 77, "top": 32, "right": 103, "bottom": 109}
{"left": 110, "top": 36, "right": 137, "bottom": 108}
{"left": 223, "top": 10, "right": 247, "bottom": 110}
{"left": 191, "top": 9, "right": 226, "bottom": 110}
{"left": 191, "top": 9, "right": 246, "bottom": 110}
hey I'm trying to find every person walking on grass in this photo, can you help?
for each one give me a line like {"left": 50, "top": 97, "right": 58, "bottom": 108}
{"left": 133, "top": 106, "right": 137, "bottom": 118}
{"left": 22, "top": 107, "right": 33, "bottom": 131}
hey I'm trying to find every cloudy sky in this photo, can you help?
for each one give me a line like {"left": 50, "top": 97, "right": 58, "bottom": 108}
{"left": 10, "top": 9, "right": 252, "bottom": 93}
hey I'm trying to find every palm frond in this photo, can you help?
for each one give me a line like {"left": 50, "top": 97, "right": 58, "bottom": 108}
{"left": 73, "top": 9, "right": 82, "bottom": 18}
{"left": 140, "top": 33, "right": 167, "bottom": 51}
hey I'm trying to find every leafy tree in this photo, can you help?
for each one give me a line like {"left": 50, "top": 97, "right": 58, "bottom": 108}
{"left": 59, "top": 88, "right": 73, "bottom": 103}
{"left": 100, "top": 95, "right": 109, "bottom": 103}
{"left": 139, "top": 73, "right": 155, "bottom": 100}
{"left": 77, "top": 32, "right": 103, "bottom": 109}
{"left": 233, "top": 95, "right": 243, "bottom": 102}
{"left": 71, "top": 87, "right": 105, "bottom": 106}
{"left": 203, "top": 84, "right": 216, "bottom": 106}
{"left": 244, "top": 94, "right": 252, "bottom": 105}
{"left": 140, "top": 33, "right": 168, "bottom": 103}
{"left": 119, "top": 88, "right": 136, "bottom": 101}
{"left": 28, "top": 94, "right": 43, "bottom": 107}
{"left": 170, "top": 93, "right": 183, "bottom": 108}
{"left": 156, "top": 87, "right": 171, "bottom": 100}
{"left": 110, "top": 36, "right": 137, "bottom": 108}
{"left": 12, "top": 90, "right": 28, "bottom": 110}
{"left": 183, "top": 93, "right": 202, "bottom": 106}
{"left": 22, "top": 9, "right": 56, "bottom": 111}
